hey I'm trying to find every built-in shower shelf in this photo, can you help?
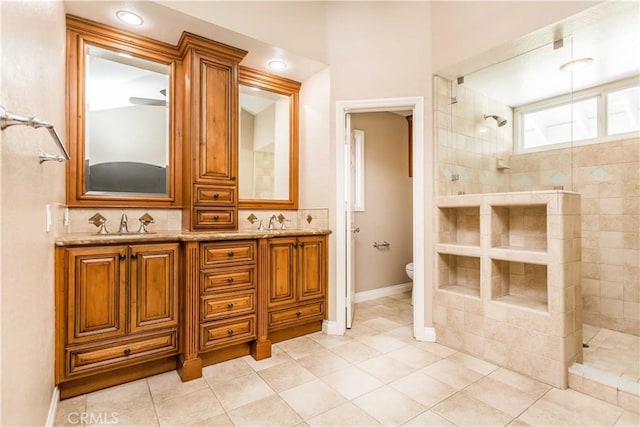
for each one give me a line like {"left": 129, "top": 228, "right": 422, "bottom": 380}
{"left": 492, "top": 294, "right": 548, "bottom": 313}
{"left": 434, "top": 190, "right": 582, "bottom": 388}
{"left": 435, "top": 243, "right": 481, "bottom": 258}
{"left": 488, "top": 248, "right": 548, "bottom": 264}
{"left": 438, "top": 285, "right": 480, "bottom": 299}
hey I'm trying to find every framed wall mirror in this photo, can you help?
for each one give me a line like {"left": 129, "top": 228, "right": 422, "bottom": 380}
{"left": 66, "top": 16, "right": 182, "bottom": 207}
{"left": 238, "top": 67, "right": 300, "bottom": 210}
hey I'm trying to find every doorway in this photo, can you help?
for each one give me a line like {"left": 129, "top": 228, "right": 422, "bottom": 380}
{"left": 334, "top": 97, "right": 434, "bottom": 342}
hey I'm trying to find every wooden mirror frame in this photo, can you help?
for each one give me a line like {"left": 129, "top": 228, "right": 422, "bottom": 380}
{"left": 238, "top": 66, "right": 300, "bottom": 210}
{"left": 66, "top": 15, "right": 182, "bottom": 207}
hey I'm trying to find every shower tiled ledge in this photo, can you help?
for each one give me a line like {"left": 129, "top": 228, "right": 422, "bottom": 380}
{"left": 569, "top": 363, "right": 639, "bottom": 413}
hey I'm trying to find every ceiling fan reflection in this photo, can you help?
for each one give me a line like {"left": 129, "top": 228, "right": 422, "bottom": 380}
{"left": 129, "top": 89, "right": 167, "bottom": 107}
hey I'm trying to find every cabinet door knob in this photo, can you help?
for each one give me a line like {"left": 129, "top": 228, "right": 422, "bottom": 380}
{"left": 227, "top": 329, "right": 234, "bottom": 336}
{"left": 293, "top": 243, "right": 298, "bottom": 248}
{"left": 227, "top": 303, "right": 234, "bottom": 309}
{"left": 123, "top": 348, "right": 131, "bottom": 356}
{"left": 300, "top": 242, "right": 305, "bottom": 247}
{"left": 295, "top": 311, "right": 302, "bottom": 317}
{"left": 231, "top": 176, "right": 237, "bottom": 181}
{"left": 119, "top": 254, "right": 126, "bottom": 260}
{"left": 213, "top": 193, "right": 220, "bottom": 199}
{"left": 227, "top": 251, "right": 234, "bottom": 257}
{"left": 131, "top": 253, "right": 138, "bottom": 258}
{"left": 227, "top": 277, "right": 234, "bottom": 283}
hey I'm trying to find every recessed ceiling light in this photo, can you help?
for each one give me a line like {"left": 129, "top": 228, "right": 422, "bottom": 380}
{"left": 116, "top": 10, "right": 143, "bottom": 26}
{"left": 268, "top": 60, "right": 287, "bottom": 71}
{"left": 559, "top": 57, "right": 593, "bottom": 72}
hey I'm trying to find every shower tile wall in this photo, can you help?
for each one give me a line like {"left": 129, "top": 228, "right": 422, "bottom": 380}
{"left": 509, "top": 138, "right": 640, "bottom": 335}
{"left": 435, "top": 76, "right": 513, "bottom": 196}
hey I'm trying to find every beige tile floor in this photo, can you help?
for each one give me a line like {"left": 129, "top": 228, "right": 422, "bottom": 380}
{"left": 582, "top": 324, "right": 640, "bottom": 384}
{"left": 55, "top": 292, "right": 639, "bottom": 426}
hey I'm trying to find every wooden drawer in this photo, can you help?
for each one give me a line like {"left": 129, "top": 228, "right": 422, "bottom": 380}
{"left": 195, "top": 185, "right": 236, "bottom": 206}
{"left": 200, "top": 241, "right": 256, "bottom": 267}
{"left": 268, "top": 301, "right": 324, "bottom": 329}
{"left": 201, "top": 265, "right": 255, "bottom": 294}
{"left": 201, "top": 291, "right": 255, "bottom": 321}
{"left": 200, "top": 315, "right": 256, "bottom": 351}
{"left": 66, "top": 330, "right": 177, "bottom": 376}
{"left": 194, "top": 208, "right": 236, "bottom": 229}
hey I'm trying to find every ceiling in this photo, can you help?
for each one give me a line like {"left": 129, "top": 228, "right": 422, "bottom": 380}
{"left": 64, "top": 1, "right": 327, "bottom": 83}
{"left": 448, "top": 1, "right": 640, "bottom": 107}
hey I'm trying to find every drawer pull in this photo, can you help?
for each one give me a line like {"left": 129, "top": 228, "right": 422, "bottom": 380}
{"left": 227, "top": 277, "right": 234, "bottom": 283}
{"left": 227, "top": 329, "right": 234, "bottom": 336}
{"left": 295, "top": 311, "right": 302, "bottom": 317}
{"left": 227, "top": 303, "right": 234, "bottom": 309}
{"left": 213, "top": 193, "right": 220, "bottom": 199}
{"left": 123, "top": 348, "right": 131, "bottom": 356}
{"left": 227, "top": 251, "right": 234, "bottom": 257}
{"left": 213, "top": 215, "right": 220, "bottom": 220}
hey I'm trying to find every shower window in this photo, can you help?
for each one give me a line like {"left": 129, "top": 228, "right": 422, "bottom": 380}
{"left": 607, "top": 85, "right": 640, "bottom": 136}
{"left": 521, "top": 97, "right": 598, "bottom": 149}
{"left": 515, "top": 79, "right": 639, "bottom": 153}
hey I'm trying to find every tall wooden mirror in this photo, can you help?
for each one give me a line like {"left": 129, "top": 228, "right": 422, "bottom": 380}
{"left": 238, "top": 67, "right": 300, "bottom": 210}
{"left": 66, "top": 16, "right": 182, "bottom": 207}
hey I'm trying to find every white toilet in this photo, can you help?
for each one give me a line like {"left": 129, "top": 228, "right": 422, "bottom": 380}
{"left": 405, "top": 262, "right": 414, "bottom": 304}
{"left": 405, "top": 262, "right": 414, "bottom": 280}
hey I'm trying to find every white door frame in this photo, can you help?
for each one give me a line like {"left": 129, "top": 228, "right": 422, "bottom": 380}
{"left": 334, "top": 96, "right": 433, "bottom": 341}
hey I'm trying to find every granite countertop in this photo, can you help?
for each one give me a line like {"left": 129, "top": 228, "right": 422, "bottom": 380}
{"left": 55, "top": 228, "right": 332, "bottom": 246}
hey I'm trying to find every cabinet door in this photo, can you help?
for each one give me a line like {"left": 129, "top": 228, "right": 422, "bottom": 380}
{"left": 67, "top": 247, "right": 127, "bottom": 344}
{"left": 267, "top": 238, "right": 297, "bottom": 308}
{"left": 130, "top": 243, "right": 179, "bottom": 334}
{"left": 298, "top": 236, "right": 326, "bottom": 302}
{"left": 195, "top": 54, "right": 237, "bottom": 185}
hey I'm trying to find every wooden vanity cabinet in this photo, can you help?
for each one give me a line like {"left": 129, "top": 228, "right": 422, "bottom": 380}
{"left": 179, "top": 34, "right": 248, "bottom": 231}
{"left": 266, "top": 235, "right": 327, "bottom": 342}
{"left": 198, "top": 240, "right": 258, "bottom": 351}
{"left": 55, "top": 243, "right": 179, "bottom": 398}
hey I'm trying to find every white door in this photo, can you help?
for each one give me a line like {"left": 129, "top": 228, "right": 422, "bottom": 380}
{"left": 345, "top": 114, "right": 358, "bottom": 328}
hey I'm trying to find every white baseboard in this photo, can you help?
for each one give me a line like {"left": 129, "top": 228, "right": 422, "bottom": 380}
{"left": 45, "top": 386, "right": 60, "bottom": 427}
{"left": 323, "top": 320, "right": 339, "bottom": 335}
{"left": 354, "top": 282, "right": 412, "bottom": 303}
{"left": 414, "top": 326, "right": 436, "bottom": 342}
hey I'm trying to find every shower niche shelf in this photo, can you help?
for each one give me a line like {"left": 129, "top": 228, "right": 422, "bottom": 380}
{"left": 490, "top": 204, "right": 547, "bottom": 252}
{"left": 438, "top": 206, "right": 481, "bottom": 247}
{"left": 436, "top": 253, "right": 481, "bottom": 299}
{"left": 434, "top": 191, "right": 582, "bottom": 389}
{"left": 490, "top": 259, "right": 548, "bottom": 313}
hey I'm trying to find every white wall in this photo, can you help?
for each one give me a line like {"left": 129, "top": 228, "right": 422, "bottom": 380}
{"left": 0, "top": 1, "right": 66, "bottom": 425}
{"left": 89, "top": 105, "right": 168, "bottom": 166}
{"left": 352, "top": 113, "right": 413, "bottom": 293}
{"left": 324, "top": 1, "right": 434, "bottom": 322}
{"left": 299, "top": 67, "right": 331, "bottom": 210}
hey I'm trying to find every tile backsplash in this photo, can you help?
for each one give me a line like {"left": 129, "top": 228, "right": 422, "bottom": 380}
{"left": 56, "top": 206, "right": 330, "bottom": 236}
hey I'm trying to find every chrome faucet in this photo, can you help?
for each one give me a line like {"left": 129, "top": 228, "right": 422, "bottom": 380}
{"left": 88, "top": 213, "right": 109, "bottom": 234}
{"left": 118, "top": 213, "right": 129, "bottom": 233}
{"left": 268, "top": 215, "right": 278, "bottom": 230}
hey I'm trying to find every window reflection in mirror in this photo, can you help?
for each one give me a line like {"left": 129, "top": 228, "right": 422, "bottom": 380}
{"left": 238, "top": 84, "right": 290, "bottom": 200}
{"left": 85, "top": 45, "right": 170, "bottom": 195}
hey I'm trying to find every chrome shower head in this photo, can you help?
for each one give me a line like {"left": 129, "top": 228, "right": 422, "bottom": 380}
{"left": 483, "top": 114, "right": 508, "bottom": 127}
